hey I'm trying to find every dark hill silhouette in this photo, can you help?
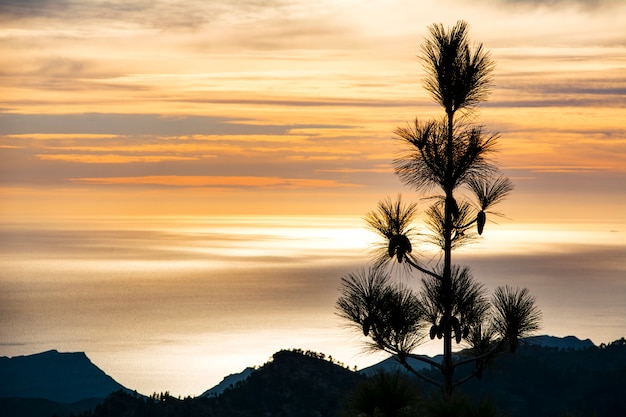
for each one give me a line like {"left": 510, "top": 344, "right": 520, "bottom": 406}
{"left": 0, "top": 350, "right": 131, "bottom": 417}
{"left": 201, "top": 366, "right": 255, "bottom": 397}
{"left": 455, "top": 337, "right": 626, "bottom": 416}
{"left": 0, "top": 350, "right": 127, "bottom": 403}
{"left": 87, "top": 338, "right": 626, "bottom": 417}
{"left": 86, "top": 349, "right": 363, "bottom": 417}
{"left": 523, "top": 334, "right": 594, "bottom": 350}
{"left": 202, "top": 349, "right": 363, "bottom": 417}
{"left": 360, "top": 353, "right": 437, "bottom": 377}
{"left": 360, "top": 335, "right": 594, "bottom": 377}
{"left": 0, "top": 397, "right": 104, "bottom": 417}
{"left": 2, "top": 337, "right": 625, "bottom": 417}
{"left": 380, "top": 337, "right": 625, "bottom": 417}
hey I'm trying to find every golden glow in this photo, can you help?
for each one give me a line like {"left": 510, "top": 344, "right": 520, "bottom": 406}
{"left": 466, "top": 222, "right": 626, "bottom": 255}
{"left": 71, "top": 175, "right": 361, "bottom": 188}
{"left": 37, "top": 154, "right": 200, "bottom": 163}
{"left": 2, "top": 215, "right": 624, "bottom": 396}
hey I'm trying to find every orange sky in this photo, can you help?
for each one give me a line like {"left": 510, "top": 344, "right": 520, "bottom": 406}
{"left": 1, "top": 1, "right": 626, "bottom": 396}
{"left": 1, "top": 0, "right": 625, "bottom": 222}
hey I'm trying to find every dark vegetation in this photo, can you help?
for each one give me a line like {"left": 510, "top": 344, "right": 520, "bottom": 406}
{"left": 9, "top": 340, "right": 619, "bottom": 417}
{"left": 336, "top": 19, "right": 541, "bottom": 402}
{"left": 345, "top": 338, "right": 626, "bottom": 417}
{"left": 0, "top": 397, "right": 104, "bottom": 417}
{"left": 0, "top": 350, "right": 125, "bottom": 403}
{"left": 456, "top": 338, "right": 626, "bottom": 417}
{"left": 74, "top": 349, "right": 363, "bottom": 417}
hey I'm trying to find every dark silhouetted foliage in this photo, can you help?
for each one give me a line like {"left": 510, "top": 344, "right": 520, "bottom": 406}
{"left": 80, "top": 349, "right": 362, "bottom": 417}
{"left": 336, "top": 20, "right": 541, "bottom": 401}
{"left": 49, "top": 339, "right": 624, "bottom": 417}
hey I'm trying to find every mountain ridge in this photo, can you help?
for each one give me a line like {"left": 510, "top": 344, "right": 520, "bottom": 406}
{"left": 0, "top": 334, "right": 598, "bottom": 401}
{"left": 74, "top": 338, "right": 626, "bottom": 417}
{"left": 2, "top": 335, "right": 624, "bottom": 417}
{"left": 0, "top": 349, "right": 128, "bottom": 403}
{"left": 523, "top": 334, "right": 595, "bottom": 350}
{"left": 201, "top": 366, "right": 256, "bottom": 397}
{"left": 327, "top": 334, "right": 595, "bottom": 378}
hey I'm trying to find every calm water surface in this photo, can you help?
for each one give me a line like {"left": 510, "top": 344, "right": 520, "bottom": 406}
{"left": 1, "top": 216, "right": 624, "bottom": 396}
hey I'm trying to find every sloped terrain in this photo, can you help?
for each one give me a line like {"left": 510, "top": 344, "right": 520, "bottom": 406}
{"left": 3, "top": 337, "right": 625, "bottom": 417}
{"left": 0, "top": 350, "right": 127, "bottom": 403}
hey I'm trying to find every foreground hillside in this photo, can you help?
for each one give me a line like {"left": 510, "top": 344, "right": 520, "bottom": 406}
{"left": 88, "top": 339, "right": 626, "bottom": 417}
{"left": 0, "top": 350, "right": 129, "bottom": 417}
{"left": 457, "top": 338, "right": 626, "bottom": 416}
{"left": 88, "top": 349, "right": 362, "bottom": 417}
{"left": 0, "top": 350, "right": 126, "bottom": 403}
{"left": 2, "top": 337, "right": 625, "bottom": 417}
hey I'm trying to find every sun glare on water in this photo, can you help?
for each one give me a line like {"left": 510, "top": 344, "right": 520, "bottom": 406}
{"left": 1, "top": 215, "right": 624, "bottom": 396}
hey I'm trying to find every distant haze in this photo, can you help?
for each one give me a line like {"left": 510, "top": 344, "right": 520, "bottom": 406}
{"left": 1, "top": 216, "right": 624, "bottom": 396}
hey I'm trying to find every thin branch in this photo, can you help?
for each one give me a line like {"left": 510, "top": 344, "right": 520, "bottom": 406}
{"left": 394, "top": 355, "right": 442, "bottom": 388}
{"left": 404, "top": 256, "right": 443, "bottom": 281}
{"left": 452, "top": 339, "right": 505, "bottom": 369}
{"left": 451, "top": 340, "right": 507, "bottom": 388}
{"left": 455, "top": 217, "right": 477, "bottom": 230}
{"left": 376, "top": 340, "right": 441, "bottom": 372}
{"left": 405, "top": 351, "right": 443, "bottom": 370}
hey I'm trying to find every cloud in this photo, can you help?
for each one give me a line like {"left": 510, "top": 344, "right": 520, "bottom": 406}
{"left": 36, "top": 153, "right": 201, "bottom": 164}
{"left": 71, "top": 175, "right": 361, "bottom": 189}
{"left": 0, "top": 0, "right": 73, "bottom": 19}
{"left": 506, "top": 169, "right": 626, "bottom": 193}
{"left": 0, "top": 113, "right": 350, "bottom": 136}
{"left": 475, "top": 0, "right": 625, "bottom": 10}
{"left": 0, "top": 0, "right": 314, "bottom": 32}
{"left": 459, "top": 242, "right": 626, "bottom": 310}
{"left": 0, "top": 0, "right": 370, "bottom": 59}
{"left": 318, "top": 166, "right": 393, "bottom": 174}
{"left": 0, "top": 1, "right": 197, "bottom": 28}
{"left": 485, "top": 97, "right": 624, "bottom": 108}
{"left": 177, "top": 97, "right": 420, "bottom": 108}
{"left": 496, "top": 0, "right": 621, "bottom": 6}
{"left": 0, "top": 116, "right": 389, "bottom": 193}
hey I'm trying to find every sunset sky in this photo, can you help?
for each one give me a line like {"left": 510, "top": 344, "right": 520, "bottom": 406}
{"left": 1, "top": 0, "right": 625, "bottom": 221}
{"left": 1, "top": 0, "right": 625, "bottom": 397}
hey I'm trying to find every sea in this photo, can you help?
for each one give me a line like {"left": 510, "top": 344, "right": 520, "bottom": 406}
{"left": 1, "top": 215, "right": 624, "bottom": 397}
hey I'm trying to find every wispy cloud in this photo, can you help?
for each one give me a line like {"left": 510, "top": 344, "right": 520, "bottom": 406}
{"left": 71, "top": 175, "right": 361, "bottom": 189}
{"left": 0, "top": 0, "right": 343, "bottom": 35}
{"left": 0, "top": 113, "right": 326, "bottom": 135}
{"left": 174, "top": 97, "right": 421, "bottom": 108}
{"left": 0, "top": 1, "right": 219, "bottom": 29}
{"left": 483, "top": 0, "right": 624, "bottom": 9}
{"left": 36, "top": 153, "right": 202, "bottom": 164}
{"left": 1, "top": 0, "right": 625, "bottom": 219}
{"left": 0, "top": 115, "right": 385, "bottom": 192}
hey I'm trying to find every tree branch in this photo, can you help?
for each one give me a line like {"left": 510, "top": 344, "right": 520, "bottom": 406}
{"left": 448, "top": 340, "right": 507, "bottom": 389}
{"left": 405, "top": 351, "right": 443, "bottom": 370}
{"left": 374, "top": 340, "right": 443, "bottom": 387}
{"left": 452, "top": 339, "right": 505, "bottom": 369}
{"left": 404, "top": 256, "right": 442, "bottom": 281}
{"left": 394, "top": 355, "right": 443, "bottom": 388}
{"left": 455, "top": 217, "right": 477, "bottom": 230}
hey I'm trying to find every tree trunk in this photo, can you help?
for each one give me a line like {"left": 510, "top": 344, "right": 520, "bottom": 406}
{"left": 442, "top": 108, "right": 455, "bottom": 400}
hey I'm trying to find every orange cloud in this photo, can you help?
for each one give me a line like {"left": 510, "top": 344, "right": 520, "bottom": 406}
{"left": 36, "top": 154, "right": 201, "bottom": 163}
{"left": 71, "top": 175, "right": 361, "bottom": 189}
{"left": 318, "top": 166, "right": 393, "bottom": 173}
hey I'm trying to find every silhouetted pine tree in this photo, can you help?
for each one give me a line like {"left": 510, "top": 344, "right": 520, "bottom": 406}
{"left": 336, "top": 20, "right": 541, "bottom": 401}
